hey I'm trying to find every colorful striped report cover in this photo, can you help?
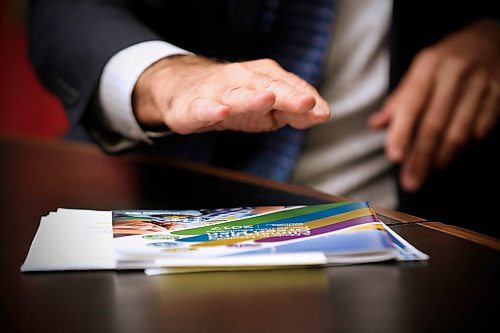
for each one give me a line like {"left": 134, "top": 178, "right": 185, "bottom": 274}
{"left": 21, "top": 202, "right": 428, "bottom": 274}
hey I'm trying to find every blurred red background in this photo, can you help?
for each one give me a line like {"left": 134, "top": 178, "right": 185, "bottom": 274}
{"left": 0, "top": 0, "right": 69, "bottom": 137}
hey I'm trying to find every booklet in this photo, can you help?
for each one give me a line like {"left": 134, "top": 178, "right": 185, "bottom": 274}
{"left": 21, "top": 202, "right": 428, "bottom": 275}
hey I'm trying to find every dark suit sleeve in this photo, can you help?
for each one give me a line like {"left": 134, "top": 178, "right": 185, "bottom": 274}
{"left": 28, "top": 0, "right": 163, "bottom": 127}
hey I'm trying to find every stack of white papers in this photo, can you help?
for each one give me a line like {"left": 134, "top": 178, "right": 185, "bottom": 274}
{"left": 21, "top": 202, "right": 428, "bottom": 275}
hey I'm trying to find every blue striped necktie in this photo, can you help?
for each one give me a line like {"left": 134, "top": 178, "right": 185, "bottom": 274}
{"left": 240, "top": 0, "right": 334, "bottom": 181}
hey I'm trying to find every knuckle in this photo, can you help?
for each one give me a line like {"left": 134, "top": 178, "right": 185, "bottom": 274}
{"left": 285, "top": 73, "right": 302, "bottom": 84}
{"left": 296, "top": 79, "right": 315, "bottom": 92}
{"left": 420, "top": 118, "right": 445, "bottom": 138}
{"left": 446, "top": 55, "right": 474, "bottom": 77}
{"left": 415, "top": 47, "right": 440, "bottom": 66}
{"left": 188, "top": 97, "right": 208, "bottom": 117}
{"left": 222, "top": 62, "right": 246, "bottom": 76}
{"left": 405, "top": 73, "right": 427, "bottom": 94}
{"left": 165, "top": 116, "right": 191, "bottom": 134}
{"left": 404, "top": 52, "right": 435, "bottom": 91}
{"left": 258, "top": 58, "right": 280, "bottom": 68}
{"left": 469, "top": 70, "right": 489, "bottom": 91}
{"left": 223, "top": 86, "right": 243, "bottom": 98}
{"left": 400, "top": 88, "right": 424, "bottom": 107}
{"left": 263, "top": 79, "right": 281, "bottom": 90}
{"left": 445, "top": 130, "right": 467, "bottom": 148}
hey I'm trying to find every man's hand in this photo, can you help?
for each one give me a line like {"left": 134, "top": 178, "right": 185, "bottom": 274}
{"left": 132, "top": 55, "right": 330, "bottom": 135}
{"left": 370, "top": 19, "right": 500, "bottom": 192}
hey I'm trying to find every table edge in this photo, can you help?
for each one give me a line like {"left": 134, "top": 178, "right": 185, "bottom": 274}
{"left": 1, "top": 134, "right": 426, "bottom": 224}
{"left": 418, "top": 222, "right": 500, "bottom": 251}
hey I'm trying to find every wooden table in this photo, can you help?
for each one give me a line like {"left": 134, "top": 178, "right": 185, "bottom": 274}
{"left": 0, "top": 134, "right": 498, "bottom": 333}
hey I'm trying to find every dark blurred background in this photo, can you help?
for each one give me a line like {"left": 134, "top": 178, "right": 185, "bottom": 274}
{"left": 0, "top": 0, "right": 68, "bottom": 137}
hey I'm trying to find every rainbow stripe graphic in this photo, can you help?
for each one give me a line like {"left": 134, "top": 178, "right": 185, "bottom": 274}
{"left": 172, "top": 202, "right": 383, "bottom": 247}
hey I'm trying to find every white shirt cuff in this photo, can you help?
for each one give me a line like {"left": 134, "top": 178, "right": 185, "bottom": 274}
{"left": 98, "top": 40, "right": 191, "bottom": 145}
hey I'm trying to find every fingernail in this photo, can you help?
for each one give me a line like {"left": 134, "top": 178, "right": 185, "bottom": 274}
{"left": 387, "top": 145, "right": 402, "bottom": 162}
{"left": 255, "top": 90, "right": 274, "bottom": 99}
{"left": 212, "top": 104, "right": 229, "bottom": 116}
{"left": 312, "top": 106, "right": 329, "bottom": 117}
{"left": 403, "top": 175, "right": 420, "bottom": 193}
{"left": 295, "top": 94, "right": 316, "bottom": 110}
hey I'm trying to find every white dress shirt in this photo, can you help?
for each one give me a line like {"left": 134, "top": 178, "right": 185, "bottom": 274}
{"left": 97, "top": 41, "right": 190, "bottom": 152}
{"left": 291, "top": 0, "right": 395, "bottom": 208}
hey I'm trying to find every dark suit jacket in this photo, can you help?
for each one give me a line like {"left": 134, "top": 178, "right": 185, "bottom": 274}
{"left": 28, "top": 0, "right": 268, "bottom": 128}
{"left": 28, "top": 0, "right": 499, "bottom": 235}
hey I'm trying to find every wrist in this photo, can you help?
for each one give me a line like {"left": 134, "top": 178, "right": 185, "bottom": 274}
{"left": 132, "top": 54, "right": 219, "bottom": 129}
